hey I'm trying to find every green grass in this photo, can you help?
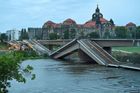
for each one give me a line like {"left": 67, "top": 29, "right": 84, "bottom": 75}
{"left": 0, "top": 43, "right": 8, "bottom": 50}
{"left": 113, "top": 47, "right": 140, "bottom": 53}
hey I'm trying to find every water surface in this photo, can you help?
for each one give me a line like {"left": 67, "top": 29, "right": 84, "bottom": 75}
{"left": 9, "top": 59, "right": 140, "bottom": 93}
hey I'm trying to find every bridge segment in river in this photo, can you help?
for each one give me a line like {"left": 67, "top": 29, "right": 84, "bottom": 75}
{"left": 22, "top": 39, "right": 140, "bottom": 70}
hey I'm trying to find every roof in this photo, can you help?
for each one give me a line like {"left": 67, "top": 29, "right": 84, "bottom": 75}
{"left": 83, "top": 18, "right": 108, "bottom": 28}
{"left": 100, "top": 18, "right": 108, "bottom": 23}
{"left": 43, "top": 21, "right": 56, "bottom": 28}
{"left": 54, "top": 23, "right": 62, "bottom": 28}
{"left": 63, "top": 18, "right": 76, "bottom": 25}
{"left": 84, "top": 20, "right": 96, "bottom": 28}
{"left": 126, "top": 22, "right": 136, "bottom": 27}
{"left": 42, "top": 17, "right": 109, "bottom": 28}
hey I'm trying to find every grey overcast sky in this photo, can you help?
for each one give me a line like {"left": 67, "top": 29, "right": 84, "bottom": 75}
{"left": 0, "top": 0, "right": 140, "bottom": 32}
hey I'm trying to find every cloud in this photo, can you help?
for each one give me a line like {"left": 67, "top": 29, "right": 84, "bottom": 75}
{"left": 0, "top": 0, "right": 140, "bottom": 32}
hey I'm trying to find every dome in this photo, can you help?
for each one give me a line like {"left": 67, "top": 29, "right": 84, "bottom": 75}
{"left": 42, "top": 21, "right": 56, "bottom": 28}
{"left": 63, "top": 18, "right": 76, "bottom": 25}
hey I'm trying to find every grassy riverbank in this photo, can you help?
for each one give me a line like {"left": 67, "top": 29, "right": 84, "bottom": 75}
{"left": 112, "top": 47, "right": 140, "bottom": 64}
{"left": 113, "top": 47, "right": 140, "bottom": 53}
{"left": 112, "top": 51, "right": 140, "bottom": 64}
{"left": 0, "top": 42, "right": 8, "bottom": 50}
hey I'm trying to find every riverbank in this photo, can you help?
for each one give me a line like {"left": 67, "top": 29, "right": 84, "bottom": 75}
{"left": 112, "top": 47, "right": 140, "bottom": 64}
{"left": 0, "top": 42, "right": 8, "bottom": 50}
{"left": 113, "top": 47, "right": 140, "bottom": 53}
{"left": 112, "top": 51, "right": 140, "bottom": 64}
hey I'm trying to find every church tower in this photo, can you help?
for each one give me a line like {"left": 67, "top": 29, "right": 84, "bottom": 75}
{"left": 92, "top": 5, "right": 103, "bottom": 25}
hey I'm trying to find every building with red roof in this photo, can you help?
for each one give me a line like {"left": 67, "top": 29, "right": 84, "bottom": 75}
{"left": 41, "top": 5, "right": 115, "bottom": 39}
{"left": 126, "top": 22, "right": 136, "bottom": 38}
{"left": 63, "top": 18, "right": 77, "bottom": 25}
{"left": 126, "top": 22, "right": 136, "bottom": 27}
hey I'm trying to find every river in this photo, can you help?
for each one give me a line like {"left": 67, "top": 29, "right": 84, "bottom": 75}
{"left": 9, "top": 59, "right": 140, "bottom": 93}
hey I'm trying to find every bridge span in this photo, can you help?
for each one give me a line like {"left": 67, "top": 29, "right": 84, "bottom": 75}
{"left": 23, "top": 40, "right": 51, "bottom": 55}
{"left": 22, "top": 39, "right": 140, "bottom": 70}
{"left": 38, "top": 39, "right": 140, "bottom": 47}
{"left": 50, "top": 39, "right": 119, "bottom": 66}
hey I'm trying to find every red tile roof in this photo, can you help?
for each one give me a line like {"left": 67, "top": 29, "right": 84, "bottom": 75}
{"left": 54, "top": 23, "right": 62, "bottom": 28}
{"left": 83, "top": 18, "right": 108, "bottom": 28}
{"left": 63, "top": 18, "right": 76, "bottom": 25}
{"left": 100, "top": 18, "right": 108, "bottom": 23}
{"left": 126, "top": 22, "right": 136, "bottom": 27}
{"left": 43, "top": 21, "right": 56, "bottom": 28}
{"left": 84, "top": 20, "right": 96, "bottom": 28}
{"left": 43, "top": 17, "right": 109, "bottom": 28}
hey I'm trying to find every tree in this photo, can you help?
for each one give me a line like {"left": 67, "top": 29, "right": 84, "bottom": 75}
{"left": 70, "top": 29, "right": 76, "bottom": 39}
{"left": 87, "top": 31, "right": 100, "bottom": 39}
{"left": 0, "top": 33, "right": 8, "bottom": 42}
{"left": 79, "top": 31, "right": 85, "bottom": 39}
{"left": 49, "top": 33, "right": 58, "bottom": 40}
{"left": 115, "top": 26, "right": 128, "bottom": 39}
{"left": 19, "top": 29, "right": 29, "bottom": 40}
{"left": 103, "top": 30, "right": 111, "bottom": 39}
{"left": 136, "top": 26, "right": 140, "bottom": 39}
{"left": 64, "top": 30, "right": 69, "bottom": 39}
{"left": 0, "top": 51, "right": 35, "bottom": 93}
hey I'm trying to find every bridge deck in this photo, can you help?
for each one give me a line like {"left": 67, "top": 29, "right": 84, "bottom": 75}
{"left": 23, "top": 39, "right": 140, "bottom": 71}
{"left": 38, "top": 39, "right": 140, "bottom": 47}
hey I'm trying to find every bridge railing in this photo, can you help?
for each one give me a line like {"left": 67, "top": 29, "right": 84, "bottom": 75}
{"left": 86, "top": 40, "right": 119, "bottom": 64}
{"left": 78, "top": 40, "right": 107, "bottom": 65}
{"left": 32, "top": 40, "right": 51, "bottom": 54}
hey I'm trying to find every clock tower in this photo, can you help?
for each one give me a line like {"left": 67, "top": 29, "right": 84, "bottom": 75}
{"left": 92, "top": 5, "right": 103, "bottom": 25}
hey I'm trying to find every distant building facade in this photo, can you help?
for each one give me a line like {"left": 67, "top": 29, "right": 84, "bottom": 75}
{"left": 42, "top": 5, "right": 115, "bottom": 39}
{"left": 27, "top": 5, "right": 137, "bottom": 40}
{"left": 28, "top": 28, "right": 42, "bottom": 40}
{"left": 6, "top": 29, "right": 21, "bottom": 41}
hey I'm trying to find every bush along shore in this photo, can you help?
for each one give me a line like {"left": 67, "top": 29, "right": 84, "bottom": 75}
{"left": 112, "top": 51, "right": 140, "bottom": 64}
{"left": 0, "top": 50, "right": 42, "bottom": 93}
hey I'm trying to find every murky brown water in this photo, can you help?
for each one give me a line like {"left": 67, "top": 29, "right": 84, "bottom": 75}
{"left": 9, "top": 59, "right": 140, "bottom": 93}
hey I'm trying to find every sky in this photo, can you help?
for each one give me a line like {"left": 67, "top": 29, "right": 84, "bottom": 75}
{"left": 0, "top": 0, "right": 140, "bottom": 32}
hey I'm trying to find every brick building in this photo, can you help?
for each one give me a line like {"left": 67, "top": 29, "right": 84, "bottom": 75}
{"left": 42, "top": 5, "right": 115, "bottom": 39}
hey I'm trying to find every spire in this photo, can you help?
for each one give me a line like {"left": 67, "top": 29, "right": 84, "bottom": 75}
{"left": 96, "top": 4, "right": 100, "bottom": 13}
{"left": 92, "top": 4, "right": 103, "bottom": 21}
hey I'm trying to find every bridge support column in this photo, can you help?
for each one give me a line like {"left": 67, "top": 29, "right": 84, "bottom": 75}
{"left": 78, "top": 49, "right": 96, "bottom": 63}
{"left": 48, "top": 45, "right": 53, "bottom": 50}
{"left": 103, "top": 47, "right": 112, "bottom": 54}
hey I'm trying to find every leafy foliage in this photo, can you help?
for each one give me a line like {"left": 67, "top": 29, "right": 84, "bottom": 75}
{"left": 115, "top": 26, "right": 128, "bottom": 38}
{"left": 19, "top": 29, "right": 29, "bottom": 40}
{"left": 136, "top": 26, "right": 140, "bottom": 39}
{"left": 0, "top": 51, "right": 36, "bottom": 93}
{"left": 0, "top": 34, "right": 8, "bottom": 43}
{"left": 64, "top": 30, "right": 69, "bottom": 39}
{"left": 49, "top": 33, "right": 59, "bottom": 40}
{"left": 70, "top": 29, "right": 76, "bottom": 39}
{"left": 113, "top": 51, "right": 140, "bottom": 63}
{"left": 87, "top": 31, "right": 100, "bottom": 39}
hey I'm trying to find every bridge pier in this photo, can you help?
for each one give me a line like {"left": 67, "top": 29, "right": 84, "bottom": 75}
{"left": 103, "top": 47, "right": 112, "bottom": 54}
{"left": 48, "top": 45, "right": 53, "bottom": 50}
{"left": 78, "top": 49, "right": 96, "bottom": 63}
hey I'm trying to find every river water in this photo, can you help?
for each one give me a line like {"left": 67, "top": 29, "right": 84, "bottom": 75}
{"left": 9, "top": 59, "right": 140, "bottom": 93}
